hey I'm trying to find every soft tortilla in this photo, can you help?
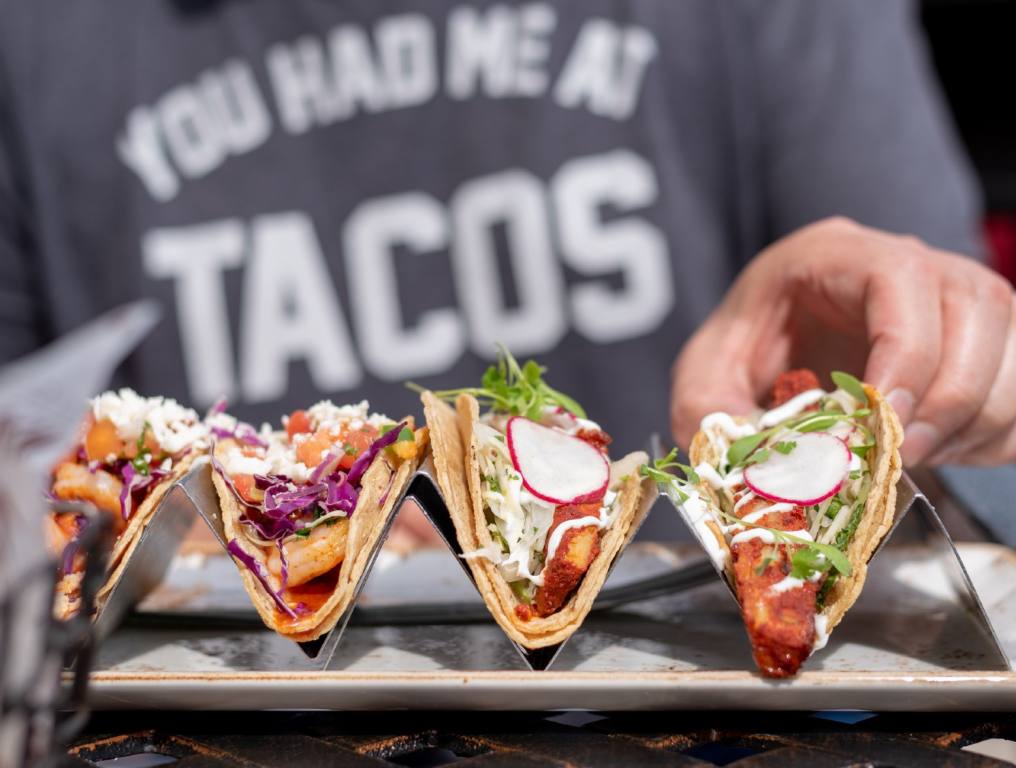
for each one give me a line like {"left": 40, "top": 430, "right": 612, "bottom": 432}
{"left": 687, "top": 382, "right": 903, "bottom": 639}
{"left": 54, "top": 450, "right": 198, "bottom": 620}
{"left": 421, "top": 391, "right": 650, "bottom": 649}
{"left": 213, "top": 439, "right": 417, "bottom": 642}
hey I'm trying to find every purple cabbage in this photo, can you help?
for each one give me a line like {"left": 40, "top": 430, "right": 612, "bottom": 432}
{"left": 206, "top": 397, "right": 228, "bottom": 417}
{"left": 348, "top": 422, "right": 405, "bottom": 486}
{"left": 226, "top": 539, "right": 299, "bottom": 619}
{"left": 221, "top": 423, "right": 408, "bottom": 576}
{"left": 118, "top": 463, "right": 170, "bottom": 520}
{"left": 205, "top": 398, "right": 268, "bottom": 448}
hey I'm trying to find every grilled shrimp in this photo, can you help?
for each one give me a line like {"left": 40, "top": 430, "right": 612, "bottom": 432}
{"left": 268, "top": 519, "right": 350, "bottom": 587}
{"left": 52, "top": 462, "right": 124, "bottom": 518}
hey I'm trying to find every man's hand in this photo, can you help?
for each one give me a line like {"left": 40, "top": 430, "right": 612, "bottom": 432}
{"left": 671, "top": 217, "right": 1016, "bottom": 466}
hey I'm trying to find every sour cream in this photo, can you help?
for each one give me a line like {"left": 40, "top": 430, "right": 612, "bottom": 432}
{"left": 758, "top": 389, "right": 825, "bottom": 428}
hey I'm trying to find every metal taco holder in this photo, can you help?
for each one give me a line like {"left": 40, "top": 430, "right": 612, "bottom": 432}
{"left": 662, "top": 436, "right": 1011, "bottom": 671}
{"left": 188, "top": 459, "right": 411, "bottom": 668}
{"left": 88, "top": 468, "right": 199, "bottom": 642}
{"left": 410, "top": 453, "right": 661, "bottom": 671}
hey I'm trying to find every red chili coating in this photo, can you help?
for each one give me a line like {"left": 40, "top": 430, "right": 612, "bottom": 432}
{"left": 729, "top": 499, "right": 821, "bottom": 678}
{"left": 533, "top": 503, "right": 602, "bottom": 617}
{"left": 769, "top": 369, "right": 821, "bottom": 408}
{"left": 576, "top": 427, "right": 612, "bottom": 453}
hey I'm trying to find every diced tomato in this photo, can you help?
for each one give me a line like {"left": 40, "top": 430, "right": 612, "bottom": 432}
{"left": 294, "top": 423, "right": 380, "bottom": 469}
{"left": 286, "top": 409, "right": 313, "bottom": 440}
{"left": 84, "top": 418, "right": 124, "bottom": 462}
{"left": 233, "top": 474, "right": 262, "bottom": 504}
{"left": 338, "top": 425, "right": 380, "bottom": 470}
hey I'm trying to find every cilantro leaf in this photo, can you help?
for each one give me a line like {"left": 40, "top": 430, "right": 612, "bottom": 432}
{"left": 773, "top": 440, "right": 796, "bottom": 455}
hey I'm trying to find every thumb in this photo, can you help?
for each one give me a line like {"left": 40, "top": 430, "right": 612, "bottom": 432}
{"left": 670, "top": 319, "right": 761, "bottom": 451}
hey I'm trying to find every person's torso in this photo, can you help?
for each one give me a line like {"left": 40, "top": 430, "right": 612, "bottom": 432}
{"left": 3, "top": 0, "right": 761, "bottom": 460}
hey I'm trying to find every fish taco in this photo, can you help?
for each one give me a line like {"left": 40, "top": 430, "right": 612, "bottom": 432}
{"left": 650, "top": 369, "right": 903, "bottom": 677}
{"left": 210, "top": 401, "right": 426, "bottom": 641}
{"left": 419, "top": 348, "right": 653, "bottom": 650}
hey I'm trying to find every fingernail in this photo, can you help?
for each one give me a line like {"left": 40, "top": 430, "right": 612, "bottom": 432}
{"left": 902, "top": 421, "right": 940, "bottom": 466}
{"left": 886, "top": 388, "right": 915, "bottom": 426}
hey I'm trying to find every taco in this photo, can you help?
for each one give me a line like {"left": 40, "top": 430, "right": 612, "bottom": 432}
{"left": 419, "top": 348, "right": 651, "bottom": 650}
{"left": 210, "top": 401, "right": 425, "bottom": 641}
{"left": 46, "top": 389, "right": 207, "bottom": 619}
{"left": 655, "top": 369, "right": 902, "bottom": 677}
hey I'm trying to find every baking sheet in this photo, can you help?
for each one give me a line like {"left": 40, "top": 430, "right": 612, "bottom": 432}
{"left": 82, "top": 542, "right": 1016, "bottom": 711}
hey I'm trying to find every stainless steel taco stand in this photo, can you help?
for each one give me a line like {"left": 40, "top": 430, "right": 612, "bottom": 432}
{"left": 187, "top": 459, "right": 411, "bottom": 668}
{"left": 89, "top": 466, "right": 200, "bottom": 641}
{"left": 409, "top": 454, "right": 661, "bottom": 671}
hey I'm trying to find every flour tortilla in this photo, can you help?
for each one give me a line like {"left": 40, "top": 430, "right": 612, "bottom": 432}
{"left": 54, "top": 450, "right": 198, "bottom": 620}
{"left": 213, "top": 437, "right": 417, "bottom": 642}
{"left": 687, "top": 382, "right": 903, "bottom": 638}
{"left": 422, "top": 391, "right": 651, "bottom": 650}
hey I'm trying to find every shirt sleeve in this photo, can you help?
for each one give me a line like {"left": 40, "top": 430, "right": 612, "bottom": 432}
{"left": 0, "top": 45, "right": 45, "bottom": 364}
{"left": 740, "top": 0, "right": 984, "bottom": 256}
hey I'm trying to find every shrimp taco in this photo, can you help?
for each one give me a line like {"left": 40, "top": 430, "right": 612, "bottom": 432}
{"left": 210, "top": 401, "right": 426, "bottom": 641}
{"left": 46, "top": 389, "right": 207, "bottom": 620}
{"left": 418, "top": 348, "right": 653, "bottom": 650}
{"left": 649, "top": 369, "right": 902, "bottom": 677}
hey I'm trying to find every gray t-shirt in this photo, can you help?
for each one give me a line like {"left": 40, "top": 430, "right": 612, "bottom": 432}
{"left": 0, "top": 1, "right": 981, "bottom": 536}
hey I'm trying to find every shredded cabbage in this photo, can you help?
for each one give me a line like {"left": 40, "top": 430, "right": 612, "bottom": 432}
{"left": 467, "top": 421, "right": 617, "bottom": 591}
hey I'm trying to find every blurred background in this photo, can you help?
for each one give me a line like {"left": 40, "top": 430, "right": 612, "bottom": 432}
{"left": 923, "top": 0, "right": 1016, "bottom": 284}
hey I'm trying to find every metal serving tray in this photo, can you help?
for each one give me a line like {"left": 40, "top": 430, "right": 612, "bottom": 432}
{"left": 80, "top": 539, "right": 1016, "bottom": 711}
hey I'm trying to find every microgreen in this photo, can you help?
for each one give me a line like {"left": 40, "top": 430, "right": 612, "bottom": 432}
{"left": 773, "top": 441, "right": 797, "bottom": 455}
{"left": 831, "top": 370, "right": 868, "bottom": 407}
{"left": 726, "top": 432, "right": 767, "bottom": 466}
{"left": 639, "top": 449, "right": 699, "bottom": 486}
{"left": 409, "top": 344, "right": 586, "bottom": 420}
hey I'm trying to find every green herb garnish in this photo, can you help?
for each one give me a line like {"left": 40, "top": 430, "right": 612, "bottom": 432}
{"left": 343, "top": 443, "right": 357, "bottom": 456}
{"left": 773, "top": 441, "right": 796, "bottom": 455}
{"left": 409, "top": 344, "right": 585, "bottom": 420}
{"left": 639, "top": 448, "right": 699, "bottom": 500}
{"left": 850, "top": 444, "right": 873, "bottom": 459}
{"left": 727, "top": 432, "right": 767, "bottom": 466}
{"left": 486, "top": 474, "right": 501, "bottom": 494}
{"left": 831, "top": 370, "right": 868, "bottom": 407}
{"left": 132, "top": 422, "right": 153, "bottom": 475}
{"left": 396, "top": 427, "right": 415, "bottom": 442}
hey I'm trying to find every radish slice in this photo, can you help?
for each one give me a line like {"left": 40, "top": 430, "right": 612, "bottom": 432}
{"left": 743, "top": 432, "right": 850, "bottom": 506}
{"left": 506, "top": 417, "right": 609, "bottom": 505}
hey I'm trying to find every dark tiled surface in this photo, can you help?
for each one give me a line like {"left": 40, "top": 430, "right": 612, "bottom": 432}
{"left": 63, "top": 710, "right": 1016, "bottom": 767}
